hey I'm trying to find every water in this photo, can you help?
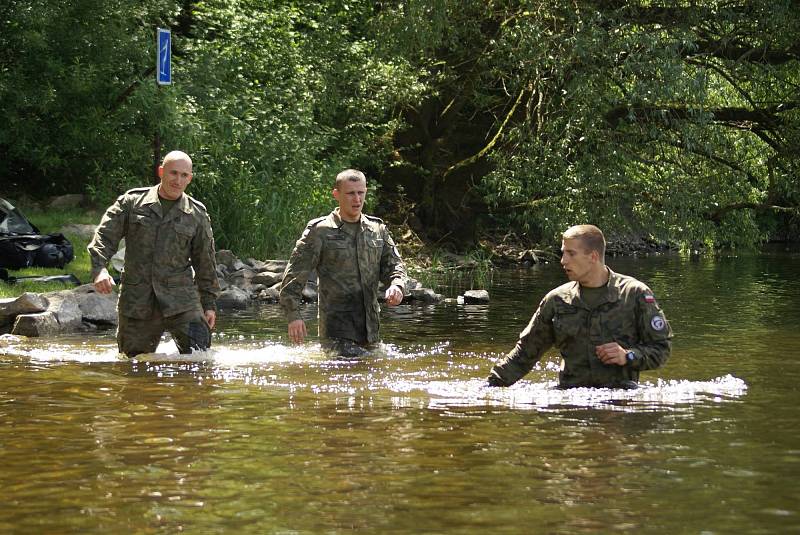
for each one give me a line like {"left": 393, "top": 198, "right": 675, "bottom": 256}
{"left": 1, "top": 249, "right": 799, "bottom": 533}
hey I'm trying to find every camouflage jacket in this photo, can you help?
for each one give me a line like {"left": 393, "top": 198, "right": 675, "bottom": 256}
{"left": 279, "top": 208, "right": 407, "bottom": 344}
{"left": 87, "top": 185, "right": 220, "bottom": 320}
{"left": 489, "top": 268, "right": 672, "bottom": 387}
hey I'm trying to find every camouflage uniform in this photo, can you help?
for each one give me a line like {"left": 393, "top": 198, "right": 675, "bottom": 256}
{"left": 280, "top": 208, "right": 406, "bottom": 345}
{"left": 489, "top": 269, "right": 672, "bottom": 388}
{"left": 88, "top": 185, "right": 220, "bottom": 356}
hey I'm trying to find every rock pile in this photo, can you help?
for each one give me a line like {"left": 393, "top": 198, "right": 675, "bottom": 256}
{"left": 0, "top": 249, "right": 488, "bottom": 338}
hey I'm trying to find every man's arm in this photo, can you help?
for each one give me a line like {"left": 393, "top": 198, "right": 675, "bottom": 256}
{"left": 379, "top": 225, "right": 406, "bottom": 305}
{"left": 487, "top": 297, "right": 556, "bottom": 386}
{"left": 87, "top": 195, "right": 129, "bottom": 293}
{"left": 628, "top": 289, "right": 673, "bottom": 370}
{"left": 191, "top": 213, "right": 221, "bottom": 324}
{"left": 279, "top": 223, "right": 322, "bottom": 343}
{"left": 597, "top": 287, "right": 673, "bottom": 368}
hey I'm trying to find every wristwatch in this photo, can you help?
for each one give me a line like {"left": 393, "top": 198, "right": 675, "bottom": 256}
{"left": 625, "top": 350, "right": 637, "bottom": 364}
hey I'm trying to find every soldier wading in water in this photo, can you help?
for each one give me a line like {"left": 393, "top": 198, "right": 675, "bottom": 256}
{"left": 280, "top": 169, "right": 406, "bottom": 357}
{"left": 88, "top": 150, "right": 220, "bottom": 357}
{"left": 488, "top": 224, "right": 672, "bottom": 389}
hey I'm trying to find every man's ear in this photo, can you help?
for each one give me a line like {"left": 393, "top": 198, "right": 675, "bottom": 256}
{"left": 157, "top": 165, "right": 164, "bottom": 179}
{"left": 332, "top": 187, "right": 339, "bottom": 201}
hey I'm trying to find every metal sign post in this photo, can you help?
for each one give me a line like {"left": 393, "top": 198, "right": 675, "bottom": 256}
{"left": 154, "top": 28, "right": 171, "bottom": 182}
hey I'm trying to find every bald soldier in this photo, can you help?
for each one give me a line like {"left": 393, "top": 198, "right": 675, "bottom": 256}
{"left": 88, "top": 151, "right": 220, "bottom": 356}
{"left": 280, "top": 169, "right": 406, "bottom": 356}
{"left": 488, "top": 224, "right": 672, "bottom": 389}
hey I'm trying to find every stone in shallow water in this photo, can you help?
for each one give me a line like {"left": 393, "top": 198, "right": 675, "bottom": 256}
{"left": 463, "top": 289, "right": 490, "bottom": 304}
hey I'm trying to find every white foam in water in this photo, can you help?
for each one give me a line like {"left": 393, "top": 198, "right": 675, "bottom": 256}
{"left": 1, "top": 334, "right": 748, "bottom": 410}
{"left": 386, "top": 374, "right": 749, "bottom": 411}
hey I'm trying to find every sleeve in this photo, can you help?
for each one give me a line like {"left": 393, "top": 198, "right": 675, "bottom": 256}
{"left": 488, "top": 297, "right": 557, "bottom": 386}
{"left": 192, "top": 213, "right": 221, "bottom": 312}
{"left": 279, "top": 224, "right": 322, "bottom": 323}
{"left": 379, "top": 224, "right": 406, "bottom": 293}
{"left": 87, "top": 194, "right": 129, "bottom": 279}
{"left": 628, "top": 286, "right": 673, "bottom": 371}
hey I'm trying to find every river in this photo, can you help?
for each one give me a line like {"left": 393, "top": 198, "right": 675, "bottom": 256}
{"left": 1, "top": 248, "right": 799, "bottom": 533}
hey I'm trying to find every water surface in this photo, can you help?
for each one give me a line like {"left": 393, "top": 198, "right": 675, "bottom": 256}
{"left": 1, "top": 249, "right": 798, "bottom": 533}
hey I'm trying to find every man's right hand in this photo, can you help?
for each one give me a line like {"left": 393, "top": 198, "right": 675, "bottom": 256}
{"left": 93, "top": 268, "right": 115, "bottom": 294}
{"left": 288, "top": 319, "right": 307, "bottom": 344}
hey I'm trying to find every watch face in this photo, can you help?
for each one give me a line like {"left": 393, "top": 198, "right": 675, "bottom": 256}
{"left": 626, "top": 351, "right": 636, "bottom": 362}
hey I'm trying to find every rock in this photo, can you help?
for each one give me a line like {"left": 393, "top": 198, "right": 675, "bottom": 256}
{"left": 245, "top": 258, "right": 266, "bottom": 271}
{"left": 0, "top": 293, "right": 48, "bottom": 326}
{"left": 48, "top": 194, "right": 85, "bottom": 210}
{"left": 463, "top": 289, "right": 490, "bottom": 304}
{"left": 227, "top": 267, "right": 258, "bottom": 291}
{"left": 258, "top": 260, "right": 288, "bottom": 273}
{"left": 58, "top": 223, "right": 97, "bottom": 240}
{"left": 215, "top": 250, "right": 239, "bottom": 270}
{"left": 12, "top": 312, "right": 60, "bottom": 337}
{"left": 251, "top": 271, "right": 282, "bottom": 287}
{"left": 407, "top": 288, "right": 443, "bottom": 303}
{"left": 73, "top": 284, "right": 118, "bottom": 325}
{"left": 217, "top": 286, "right": 250, "bottom": 309}
{"left": 43, "top": 291, "right": 84, "bottom": 330}
{"left": 255, "top": 286, "right": 281, "bottom": 303}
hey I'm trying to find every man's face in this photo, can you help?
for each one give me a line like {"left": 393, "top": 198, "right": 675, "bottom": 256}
{"left": 560, "top": 238, "right": 597, "bottom": 283}
{"left": 333, "top": 179, "right": 367, "bottom": 222}
{"left": 158, "top": 157, "right": 193, "bottom": 200}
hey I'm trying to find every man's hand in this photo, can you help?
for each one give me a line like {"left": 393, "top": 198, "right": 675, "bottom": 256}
{"left": 384, "top": 284, "right": 403, "bottom": 306}
{"left": 93, "top": 268, "right": 115, "bottom": 294}
{"left": 288, "top": 319, "right": 307, "bottom": 344}
{"left": 595, "top": 342, "right": 627, "bottom": 366}
{"left": 204, "top": 310, "right": 216, "bottom": 330}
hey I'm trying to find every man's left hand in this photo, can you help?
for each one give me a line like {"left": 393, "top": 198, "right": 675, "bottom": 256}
{"left": 384, "top": 285, "right": 403, "bottom": 306}
{"left": 204, "top": 310, "right": 216, "bottom": 330}
{"left": 595, "top": 342, "right": 626, "bottom": 366}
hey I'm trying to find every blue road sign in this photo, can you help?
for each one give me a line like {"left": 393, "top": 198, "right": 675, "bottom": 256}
{"left": 157, "top": 28, "right": 171, "bottom": 85}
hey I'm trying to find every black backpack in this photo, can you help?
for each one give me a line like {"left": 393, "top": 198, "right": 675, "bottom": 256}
{"left": 0, "top": 233, "right": 75, "bottom": 269}
{"left": 0, "top": 197, "right": 75, "bottom": 270}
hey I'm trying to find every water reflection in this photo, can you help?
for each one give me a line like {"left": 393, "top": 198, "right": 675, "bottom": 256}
{"left": 2, "top": 251, "right": 799, "bottom": 533}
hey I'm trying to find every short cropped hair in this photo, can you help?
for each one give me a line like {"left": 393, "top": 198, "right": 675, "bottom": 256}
{"left": 563, "top": 224, "right": 606, "bottom": 257}
{"left": 335, "top": 169, "right": 366, "bottom": 190}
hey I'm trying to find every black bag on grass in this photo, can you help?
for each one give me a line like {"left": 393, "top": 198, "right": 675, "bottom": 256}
{"left": 0, "top": 197, "right": 75, "bottom": 270}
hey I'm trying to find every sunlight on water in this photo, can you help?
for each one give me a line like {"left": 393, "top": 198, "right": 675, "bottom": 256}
{"left": 386, "top": 375, "right": 748, "bottom": 411}
{"left": 0, "top": 333, "right": 748, "bottom": 411}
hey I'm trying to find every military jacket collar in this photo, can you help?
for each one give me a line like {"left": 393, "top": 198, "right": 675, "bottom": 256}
{"left": 560, "top": 267, "right": 623, "bottom": 309}
{"left": 141, "top": 185, "right": 194, "bottom": 219}
{"left": 329, "top": 208, "right": 377, "bottom": 232}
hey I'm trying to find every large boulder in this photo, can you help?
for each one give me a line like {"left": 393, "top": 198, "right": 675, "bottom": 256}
{"left": 11, "top": 290, "right": 82, "bottom": 336}
{"left": 58, "top": 223, "right": 97, "bottom": 240}
{"left": 48, "top": 194, "right": 85, "bottom": 210}
{"left": 73, "top": 284, "right": 118, "bottom": 325}
{"left": 0, "top": 293, "right": 48, "bottom": 326}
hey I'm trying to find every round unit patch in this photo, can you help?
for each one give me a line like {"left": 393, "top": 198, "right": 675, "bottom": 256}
{"left": 650, "top": 315, "right": 666, "bottom": 331}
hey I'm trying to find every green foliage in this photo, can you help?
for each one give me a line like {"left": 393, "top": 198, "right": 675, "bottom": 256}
{"left": 2, "top": 0, "right": 798, "bottom": 260}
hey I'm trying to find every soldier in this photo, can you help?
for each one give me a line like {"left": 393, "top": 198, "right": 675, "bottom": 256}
{"left": 88, "top": 150, "right": 220, "bottom": 356}
{"left": 280, "top": 169, "right": 406, "bottom": 356}
{"left": 487, "top": 224, "right": 672, "bottom": 388}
